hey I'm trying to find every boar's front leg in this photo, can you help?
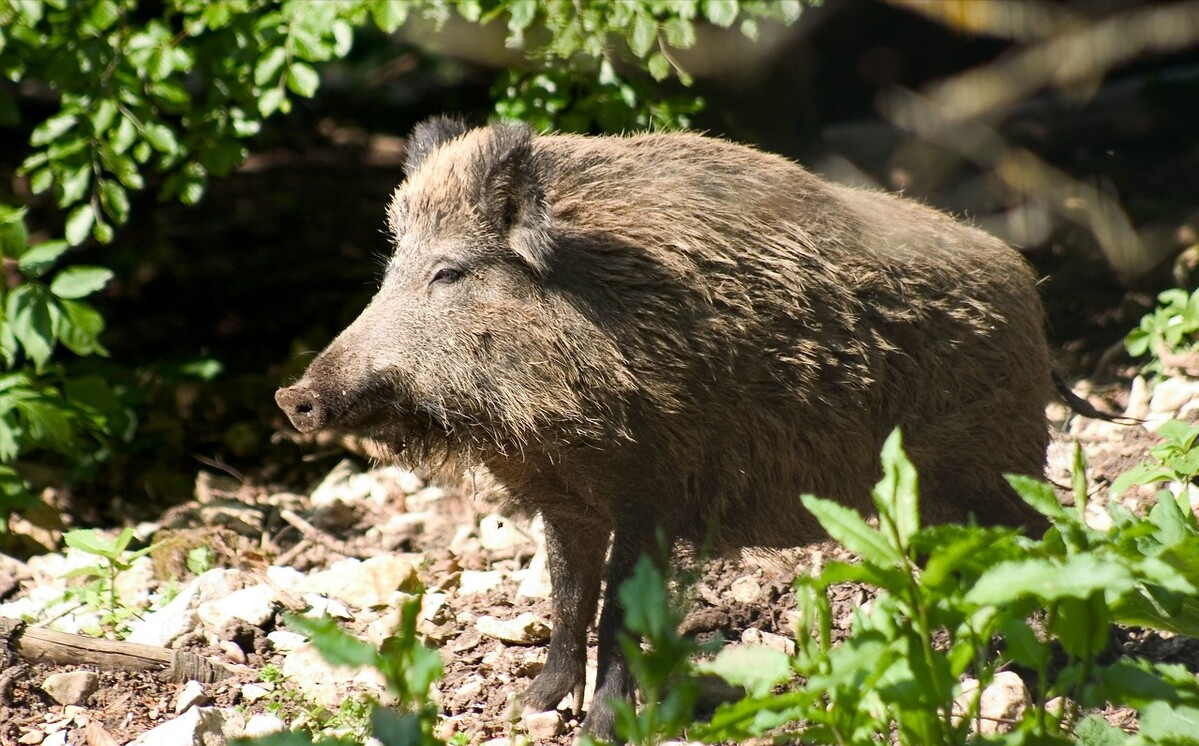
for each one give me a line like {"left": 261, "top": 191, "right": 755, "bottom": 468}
{"left": 522, "top": 509, "right": 608, "bottom": 715}
{"left": 580, "top": 518, "right": 659, "bottom": 741}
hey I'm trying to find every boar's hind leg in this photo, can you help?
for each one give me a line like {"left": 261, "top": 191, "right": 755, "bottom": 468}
{"left": 522, "top": 511, "right": 607, "bottom": 715}
{"left": 580, "top": 519, "right": 660, "bottom": 740}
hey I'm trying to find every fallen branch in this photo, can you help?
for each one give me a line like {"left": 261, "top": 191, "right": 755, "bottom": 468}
{"left": 0, "top": 617, "right": 240, "bottom": 684}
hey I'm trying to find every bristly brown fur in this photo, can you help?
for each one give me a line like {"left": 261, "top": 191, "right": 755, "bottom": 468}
{"left": 278, "top": 120, "right": 1055, "bottom": 738}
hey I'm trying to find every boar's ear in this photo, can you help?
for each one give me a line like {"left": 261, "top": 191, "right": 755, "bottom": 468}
{"left": 485, "top": 122, "right": 554, "bottom": 278}
{"left": 404, "top": 116, "right": 470, "bottom": 177}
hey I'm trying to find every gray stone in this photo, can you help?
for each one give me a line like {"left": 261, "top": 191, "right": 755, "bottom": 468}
{"left": 42, "top": 671, "right": 98, "bottom": 706}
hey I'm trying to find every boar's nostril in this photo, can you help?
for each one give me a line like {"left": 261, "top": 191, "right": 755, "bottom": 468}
{"left": 275, "top": 384, "right": 325, "bottom": 433}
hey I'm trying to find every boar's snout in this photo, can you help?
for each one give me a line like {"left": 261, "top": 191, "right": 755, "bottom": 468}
{"left": 275, "top": 382, "right": 327, "bottom": 433}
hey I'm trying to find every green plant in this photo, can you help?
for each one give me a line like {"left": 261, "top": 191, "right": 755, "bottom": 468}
{"left": 605, "top": 431, "right": 1199, "bottom": 745}
{"left": 0, "top": 0, "right": 809, "bottom": 531}
{"left": 58, "top": 526, "right": 154, "bottom": 636}
{"left": 1110, "top": 419, "right": 1199, "bottom": 500}
{"left": 236, "top": 594, "right": 445, "bottom": 746}
{"left": 488, "top": 0, "right": 811, "bottom": 132}
{"left": 1126, "top": 287, "right": 1199, "bottom": 375}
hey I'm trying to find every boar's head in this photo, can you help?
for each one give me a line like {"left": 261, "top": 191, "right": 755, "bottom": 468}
{"left": 275, "top": 118, "right": 633, "bottom": 469}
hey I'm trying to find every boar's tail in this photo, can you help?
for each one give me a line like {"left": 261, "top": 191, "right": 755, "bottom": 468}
{"left": 1053, "top": 372, "right": 1141, "bottom": 425}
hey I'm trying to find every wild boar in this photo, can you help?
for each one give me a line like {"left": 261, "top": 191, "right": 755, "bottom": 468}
{"left": 276, "top": 117, "right": 1052, "bottom": 738}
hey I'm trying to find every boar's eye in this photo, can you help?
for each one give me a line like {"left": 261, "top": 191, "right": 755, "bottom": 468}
{"left": 430, "top": 267, "right": 463, "bottom": 285}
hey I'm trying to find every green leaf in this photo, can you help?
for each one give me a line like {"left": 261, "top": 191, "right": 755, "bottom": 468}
{"left": 254, "top": 46, "right": 287, "bottom": 87}
{"left": 98, "top": 180, "right": 130, "bottom": 224}
{"left": 873, "top": 428, "right": 919, "bottom": 550}
{"left": 143, "top": 123, "right": 178, "bottom": 154}
{"left": 30, "top": 113, "right": 77, "bottom": 146}
{"left": 17, "top": 241, "right": 69, "bottom": 277}
{"left": 50, "top": 266, "right": 113, "bottom": 300}
{"left": 1073, "top": 715, "right": 1128, "bottom": 746}
{"left": 1007, "top": 474, "right": 1070, "bottom": 521}
{"left": 0, "top": 206, "right": 28, "bottom": 258}
{"left": 704, "top": 0, "right": 739, "bottom": 27}
{"left": 64, "top": 205, "right": 95, "bottom": 246}
{"left": 1141, "top": 700, "right": 1199, "bottom": 744}
{"left": 286, "top": 62, "right": 319, "bottom": 97}
{"left": 629, "top": 14, "right": 658, "bottom": 58}
{"left": 57, "top": 299, "right": 108, "bottom": 357}
{"left": 647, "top": 52, "right": 671, "bottom": 81}
{"left": 64, "top": 527, "right": 131, "bottom": 559}
{"left": 967, "top": 555, "right": 1138, "bottom": 605}
{"left": 370, "top": 0, "right": 409, "bottom": 32}
{"left": 508, "top": 0, "right": 537, "bottom": 32}
{"left": 287, "top": 613, "right": 379, "bottom": 669}
{"left": 258, "top": 87, "right": 285, "bottom": 117}
{"left": 801, "top": 494, "right": 900, "bottom": 566}
{"left": 662, "top": 17, "right": 696, "bottom": 49}
{"left": 699, "top": 645, "right": 792, "bottom": 697}
{"left": 6, "top": 284, "right": 55, "bottom": 370}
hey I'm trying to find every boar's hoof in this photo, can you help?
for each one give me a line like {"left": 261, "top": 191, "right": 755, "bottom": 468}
{"left": 275, "top": 383, "right": 326, "bottom": 433}
{"left": 521, "top": 668, "right": 583, "bottom": 715}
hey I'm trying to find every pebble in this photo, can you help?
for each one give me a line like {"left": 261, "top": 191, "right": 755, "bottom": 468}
{"left": 457, "top": 570, "right": 505, "bottom": 596}
{"left": 476, "top": 613, "right": 552, "bottom": 645}
{"left": 521, "top": 709, "right": 565, "bottom": 739}
{"left": 174, "top": 680, "right": 209, "bottom": 714}
{"left": 126, "top": 579, "right": 201, "bottom": 647}
{"left": 1149, "top": 377, "right": 1198, "bottom": 414}
{"left": 957, "top": 671, "right": 1030, "bottom": 734}
{"left": 41, "top": 671, "right": 99, "bottom": 706}
{"left": 125, "top": 706, "right": 244, "bottom": 746}
{"left": 42, "top": 732, "right": 67, "bottom": 746}
{"left": 266, "top": 630, "right": 308, "bottom": 652}
{"left": 242, "top": 714, "right": 287, "bottom": 738}
{"left": 240, "top": 683, "right": 273, "bottom": 703}
{"left": 515, "top": 549, "right": 551, "bottom": 599}
{"left": 729, "top": 576, "right": 762, "bottom": 604}
{"left": 740, "top": 628, "right": 795, "bottom": 656}
{"left": 478, "top": 514, "right": 526, "bottom": 552}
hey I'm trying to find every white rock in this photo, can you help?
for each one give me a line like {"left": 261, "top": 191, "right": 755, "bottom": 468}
{"left": 957, "top": 672, "right": 1030, "bottom": 734}
{"left": 478, "top": 514, "right": 525, "bottom": 552}
{"left": 477, "top": 613, "right": 552, "bottom": 645}
{"left": 175, "top": 680, "right": 209, "bottom": 714}
{"left": 319, "top": 555, "right": 418, "bottom": 610}
{"left": 195, "top": 568, "right": 247, "bottom": 601}
{"left": 0, "top": 584, "right": 68, "bottom": 624}
{"left": 522, "top": 709, "right": 565, "bottom": 739}
{"left": 41, "top": 671, "right": 98, "bottom": 706}
{"left": 730, "top": 576, "right": 762, "bottom": 604}
{"left": 127, "top": 578, "right": 202, "bottom": 647}
{"left": 113, "top": 555, "right": 156, "bottom": 610}
{"left": 515, "top": 549, "right": 551, "bottom": 599}
{"left": 457, "top": 570, "right": 504, "bottom": 596}
{"left": 42, "top": 731, "right": 67, "bottom": 746}
{"left": 301, "top": 594, "right": 353, "bottom": 620}
{"left": 1150, "top": 377, "right": 1198, "bottom": 414}
{"left": 242, "top": 714, "right": 286, "bottom": 738}
{"left": 265, "top": 565, "right": 307, "bottom": 594}
{"left": 1126, "top": 375, "right": 1150, "bottom": 419}
{"left": 241, "top": 683, "right": 273, "bottom": 702}
{"left": 481, "top": 738, "right": 513, "bottom": 746}
{"left": 197, "top": 583, "right": 277, "bottom": 630}
{"left": 267, "top": 630, "right": 308, "bottom": 652}
{"left": 393, "top": 468, "right": 425, "bottom": 495}
{"left": 310, "top": 459, "right": 369, "bottom": 507}
{"left": 740, "top": 628, "right": 795, "bottom": 656}
{"left": 125, "top": 706, "right": 245, "bottom": 746}
{"left": 17, "top": 729, "right": 43, "bottom": 744}
{"left": 281, "top": 642, "right": 387, "bottom": 708}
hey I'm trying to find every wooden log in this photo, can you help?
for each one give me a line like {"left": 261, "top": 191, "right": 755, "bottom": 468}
{"left": 0, "top": 617, "right": 238, "bottom": 684}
